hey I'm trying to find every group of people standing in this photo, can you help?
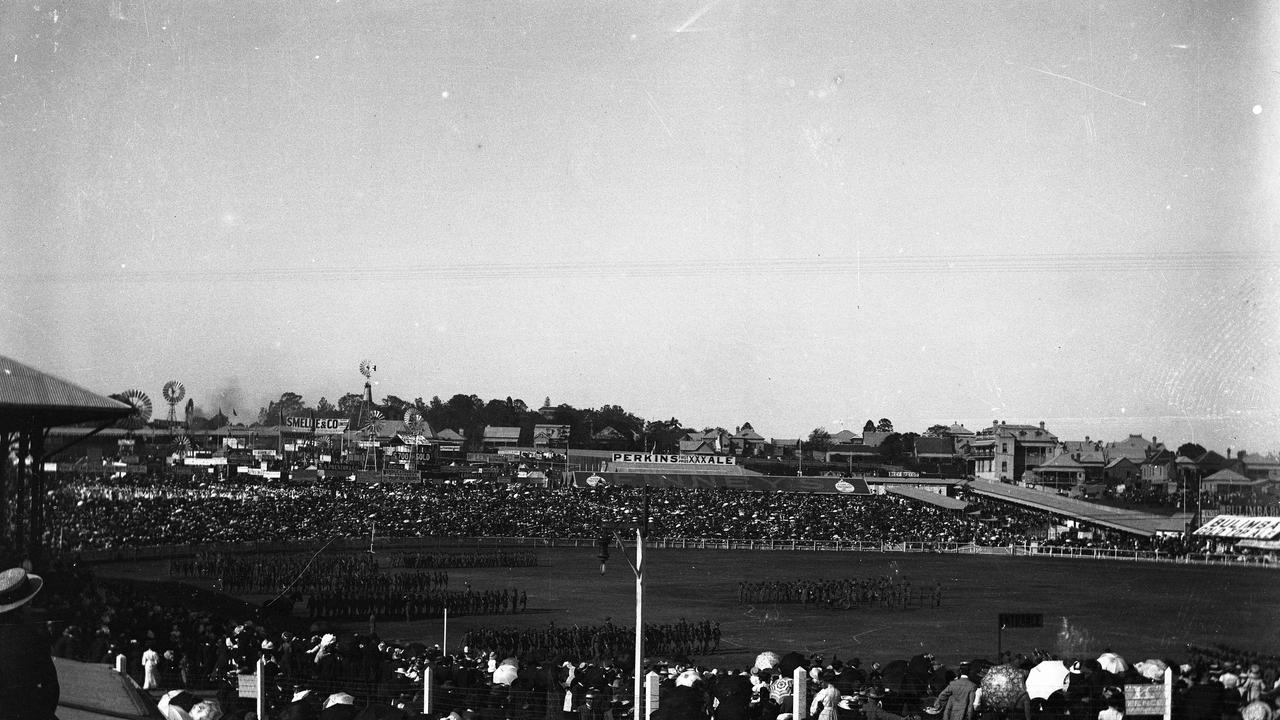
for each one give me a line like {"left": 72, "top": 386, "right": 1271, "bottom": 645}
{"left": 737, "top": 576, "right": 943, "bottom": 611}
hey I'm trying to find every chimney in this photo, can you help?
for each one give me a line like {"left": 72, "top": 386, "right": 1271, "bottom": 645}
{"left": 1152, "top": 436, "right": 1157, "bottom": 444}
{"left": 1227, "top": 447, "right": 1232, "bottom": 459}
{"left": 1039, "top": 421, "right": 1045, "bottom": 430}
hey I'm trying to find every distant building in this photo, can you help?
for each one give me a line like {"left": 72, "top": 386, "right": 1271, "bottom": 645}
{"left": 860, "top": 431, "right": 893, "bottom": 448}
{"left": 944, "top": 423, "right": 976, "bottom": 442}
{"left": 1104, "top": 434, "right": 1165, "bottom": 463}
{"left": 532, "top": 424, "right": 569, "bottom": 448}
{"left": 481, "top": 425, "right": 521, "bottom": 450}
{"left": 914, "top": 437, "right": 957, "bottom": 469}
{"left": 1238, "top": 452, "right": 1280, "bottom": 482}
{"left": 770, "top": 438, "right": 802, "bottom": 459}
{"left": 591, "top": 425, "right": 632, "bottom": 450}
{"left": 730, "top": 422, "right": 767, "bottom": 456}
{"left": 966, "top": 420, "right": 1058, "bottom": 482}
{"left": 830, "top": 429, "right": 859, "bottom": 445}
{"left": 680, "top": 429, "right": 730, "bottom": 454}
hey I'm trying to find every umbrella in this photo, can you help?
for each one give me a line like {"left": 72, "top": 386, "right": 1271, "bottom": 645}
{"left": 1026, "top": 661, "right": 1070, "bottom": 700}
{"left": 880, "top": 660, "right": 911, "bottom": 693}
{"left": 1097, "top": 653, "right": 1127, "bottom": 676}
{"left": 1135, "top": 659, "right": 1168, "bottom": 681}
{"left": 157, "top": 690, "right": 203, "bottom": 720}
{"left": 965, "top": 659, "right": 996, "bottom": 681}
{"left": 980, "top": 665, "right": 1026, "bottom": 710}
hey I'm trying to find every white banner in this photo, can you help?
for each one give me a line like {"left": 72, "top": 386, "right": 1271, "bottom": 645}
{"left": 1194, "top": 515, "right": 1280, "bottom": 539}
{"left": 284, "top": 416, "right": 350, "bottom": 435}
{"left": 612, "top": 452, "right": 736, "bottom": 466}
{"left": 184, "top": 457, "right": 227, "bottom": 466}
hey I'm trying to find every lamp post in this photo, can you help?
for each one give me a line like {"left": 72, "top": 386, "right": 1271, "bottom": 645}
{"left": 598, "top": 485, "right": 648, "bottom": 719}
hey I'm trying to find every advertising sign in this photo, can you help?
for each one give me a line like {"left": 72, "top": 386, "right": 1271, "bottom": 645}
{"left": 574, "top": 471, "right": 873, "bottom": 494}
{"left": 284, "top": 416, "right": 350, "bottom": 435}
{"left": 612, "top": 453, "right": 736, "bottom": 466}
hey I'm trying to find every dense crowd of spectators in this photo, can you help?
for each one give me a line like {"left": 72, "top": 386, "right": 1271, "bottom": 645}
{"left": 33, "top": 560, "right": 1280, "bottom": 720}
{"left": 47, "top": 479, "right": 1194, "bottom": 554}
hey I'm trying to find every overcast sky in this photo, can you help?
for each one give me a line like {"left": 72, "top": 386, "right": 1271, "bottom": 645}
{"left": 2, "top": 0, "right": 1277, "bottom": 452}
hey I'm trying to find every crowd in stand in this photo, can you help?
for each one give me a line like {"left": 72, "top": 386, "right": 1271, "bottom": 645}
{"left": 46, "top": 480, "right": 1218, "bottom": 555}
{"left": 737, "top": 576, "right": 943, "bottom": 611}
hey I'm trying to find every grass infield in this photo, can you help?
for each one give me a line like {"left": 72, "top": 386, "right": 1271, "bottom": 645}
{"left": 104, "top": 546, "right": 1279, "bottom": 667}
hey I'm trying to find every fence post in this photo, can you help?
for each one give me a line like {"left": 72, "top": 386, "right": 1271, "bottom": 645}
{"left": 645, "top": 671, "right": 662, "bottom": 720}
{"left": 793, "top": 667, "right": 808, "bottom": 720}
{"left": 115, "top": 653, "right": 127, "bottom": 676}
{"left": 424, "top": 665, "right": 433, "bottom": 716}
{"left": 256, "top": 658, "right": 267, "bottom": 720}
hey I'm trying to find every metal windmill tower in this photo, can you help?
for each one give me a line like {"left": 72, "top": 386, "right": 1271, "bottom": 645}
{"left": 162, "top": 381, "right": 186, "bottom": 430}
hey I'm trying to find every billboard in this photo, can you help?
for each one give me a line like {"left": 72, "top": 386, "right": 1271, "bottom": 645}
{"left": 284, "top": 416, "right": 350, "bottom": 435}
{"left": 574, "top": 471, "right": 872, "bottom": 494}
{"left": 612, "top": 453, "right": 736, "bottom": 466}
{"left": 1194, "top": 515, "right": 1280, "bottom": 540}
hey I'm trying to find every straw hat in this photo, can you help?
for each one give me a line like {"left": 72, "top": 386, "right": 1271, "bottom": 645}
{"left": 0, "top": 568, "right": 43, "bottom": 613}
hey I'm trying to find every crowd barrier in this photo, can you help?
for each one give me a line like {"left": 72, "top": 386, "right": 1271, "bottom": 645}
{"left": 71, "top": 535, "right": 1278, "bottom": 568}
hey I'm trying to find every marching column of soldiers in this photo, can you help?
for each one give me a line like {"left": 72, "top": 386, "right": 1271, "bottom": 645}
{"left": 462, "top": 618, "right": 721, "bottom": 661}
{"left": 738, "top": 576, "right": 944, "bottom": 610}
{"left": 307, "top": 585, "right": 528, "bottom": 620}
{"left": 169, "top": 549, "right": 536, "bottom": 595}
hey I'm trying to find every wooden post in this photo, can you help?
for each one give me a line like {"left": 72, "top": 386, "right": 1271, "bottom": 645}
{"left": 115, "top": 654, "right": 127, "bottom": 676}
{"left": 256, "top": 658, "right": 267, "bottom": 720}
{"left": 1162, "top": 667, "right": 1172, "bottom": 720}
{"left": 644, "top": 671, "right": 661, "bottom": 720}
{"left": 423, "top": 665, "right": 433, "bottom": 716}
{"left": 793, "top": 667, "right": 808, "bottom": 720}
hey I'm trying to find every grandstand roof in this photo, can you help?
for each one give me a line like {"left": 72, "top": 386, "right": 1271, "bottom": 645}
{"left": 0, "top": 355, "right": 132, "bottom": 431}
{"left": 888, "top": 486, "right": 969, "bottom": 510}
{"left": 54, "top": 657, "right": 157, "bottom": 720}
{"left": 965, "top": 479, "right": 1191, "bottom": 537}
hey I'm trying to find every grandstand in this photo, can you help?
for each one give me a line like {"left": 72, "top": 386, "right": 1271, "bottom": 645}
{"left": 966, "top": 478, "right": 1192, "bottom": 538}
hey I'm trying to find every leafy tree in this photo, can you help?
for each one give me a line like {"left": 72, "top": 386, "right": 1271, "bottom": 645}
{"left": 877, "top": 418, "right": 894, "bottom": 433}
{"left": 259, "top": 392, "right": 306, "bottom": 425}
{"left": 316, "top": 397, "right": 336, "bottom": 415}
{"left": 1177, "top": 442, "right": 1206, "bottom": 459}
{"left": 807, "top": 427, "right": 832, "bottom": 451}
{"left": 643, "top": 417, "right": 684, "bottom": 453}
{"left": 879, "top": 432, "right": 920, "bottom": 466}
{"left": 379, "top": 395, "right": 413, "bottom": 420}
{"left": 864, "top": 420, "right": 876, "bottom": 433}
{"left": 335, "top": 393, "right": 363, "bottom": 421}
{"left": 925, "top": 424, "right": 950, "bottom": 438}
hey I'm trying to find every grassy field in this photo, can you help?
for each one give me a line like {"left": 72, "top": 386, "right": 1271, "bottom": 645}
{"left": 100, "top": 546, "right": 1280, "bottom": 668}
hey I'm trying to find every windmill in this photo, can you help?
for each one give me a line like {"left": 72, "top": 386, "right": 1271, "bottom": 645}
{"left": 162, "top": 380, "right": 186, "bottom": 429}
{"left": 113, "top": 389, "right": 153, "bottom": 431}
{"left": 362, "top": 409, "right": 384, "bottom": 470}
{"left": 404, "top": 408, "right": 427, "bottom": 468}
{"left": 355, "top": 360, "right": 378, "bottom": 468}
{"left": 357, "top": 359, "right": 377, "bottom": 428}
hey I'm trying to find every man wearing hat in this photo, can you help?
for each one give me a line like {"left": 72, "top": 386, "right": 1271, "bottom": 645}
{"left": 933, "top": 667, "right": 977, "bottom": 720}
{"left": 861, "top": 687, "right": 905, "bottom": 720}
{"left": 0, "top": 567, "right": 59, "bottom": 720}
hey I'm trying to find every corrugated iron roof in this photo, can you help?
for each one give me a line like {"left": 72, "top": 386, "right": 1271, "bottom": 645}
{"left": 0, "top": 354, "right": 131, "bottom": 430}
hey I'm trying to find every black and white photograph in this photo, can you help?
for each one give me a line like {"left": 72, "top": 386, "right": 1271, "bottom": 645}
{"left": 1, "top": 2, "right": 1278, "bottom": 719}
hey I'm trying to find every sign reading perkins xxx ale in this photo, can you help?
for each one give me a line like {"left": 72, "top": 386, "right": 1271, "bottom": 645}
{"left": 284, "top": 416, "right": 350, "bottom": 435}
{"left": 612, "top": 453, "right": 737, "bottom": 466}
